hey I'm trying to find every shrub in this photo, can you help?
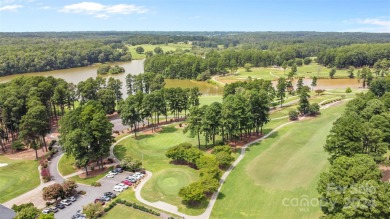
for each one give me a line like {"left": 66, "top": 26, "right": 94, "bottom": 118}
{"left": 215, "top": 152, "right": 234, "bottom": 168}
{"left": 41, "top": 168, "right": 51, "bottom": 182}
{"left": 12, "top": 141, "right": 24, "bottom": 151}
{"left": 211, "top": 145, "right": 232, "bottom": 154}
{"left": 308, "top": 103, "right": 320, "bottom": 116}
{"left": 345, "top": 87, "right": 352, "bottom": 93}
{"left": 289, "top": 110, "right": 299, "bottom": 121}
{"left": 91, "top": 181, "right": 101, "bottom": 187}
{"left": 113, "top": 130, "right": 120, "bottom": 135}
{"left": 304, "top": 57, "right": 312, "bottom": 65}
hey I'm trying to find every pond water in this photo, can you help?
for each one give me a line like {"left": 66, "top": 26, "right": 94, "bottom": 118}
{"left": 0, "top": 60, "right": 222, "bottom": 97}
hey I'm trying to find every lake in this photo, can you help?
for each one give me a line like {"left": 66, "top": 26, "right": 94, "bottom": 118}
{"left": 0, "top": 60, "right": 223, "bottom": 96}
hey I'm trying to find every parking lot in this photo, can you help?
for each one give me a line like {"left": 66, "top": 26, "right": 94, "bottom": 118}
{"left": 54, "top": 171, "right": 142, "bottom": 219}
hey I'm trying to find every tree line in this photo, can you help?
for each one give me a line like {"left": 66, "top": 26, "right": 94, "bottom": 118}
{"left": 318, "top": 76, "right": 390, "bottom": 218}
{"left": 0, "top": 75, "right": 123, "bottom": 158}
{"left": 0, "top": 76, "right": 78, "bottom": 158}
{"left": 185, "top": 80, "right": 272, "bottom": 148}
{"left": 317, "top": 43, "right": 390, "bottom": 68}
{"left": 0, "top": 38, "right": 132, "bottom": 76}
{"left": 119, "top": 86, "right": 201, "bottom": 137}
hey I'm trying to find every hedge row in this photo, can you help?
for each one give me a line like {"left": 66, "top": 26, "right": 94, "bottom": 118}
{"left": 104, "top": 198, "right": 160, "bottom": 217}
{"left": 320, "top": 98, "right": 342, "bottom": 106}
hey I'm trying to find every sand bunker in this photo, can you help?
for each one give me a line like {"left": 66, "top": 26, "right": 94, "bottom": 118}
{"left": 0, "top": 163, "right": 8, "bottom": 167}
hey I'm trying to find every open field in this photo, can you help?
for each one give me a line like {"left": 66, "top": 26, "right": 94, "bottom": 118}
{"left": 102, "top": 204, "right": 158, "bottom": 219}
{"left": 114, "top": 125, "right": 216, "bottom": 215}
{"left": 0, "top": 156, "right": 40, "bottom": 203}
{"left": 128, "top": 43, "right": 192, "bottom": 59}
{"left": 210, "top": 103, "right": 346, "bottom": 219}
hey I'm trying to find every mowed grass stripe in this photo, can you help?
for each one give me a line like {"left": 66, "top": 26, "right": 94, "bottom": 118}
{"left": 211, "top": 103, "right": 346, "bottom": 219}
{"left": 0, "top": 156, "right": 40, "bottom": 203}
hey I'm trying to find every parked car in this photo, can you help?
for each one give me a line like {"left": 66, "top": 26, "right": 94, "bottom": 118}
{"left": 60, "top": 199, "right": 72, "bottom": 206}
{"left": 113, "top": 185, "right": 124, "bottom": 192}
{"left": 122, "top": 180, "right": 132, "bottom": 186}
{"left": 115, "top": 167, "right": 123, "bottom": 173}
{"left": 100, "top": 196, "right": 111, "bottom": 202}
{"left": 106, "top": 173, "right": 115, "bottom": 178}
{"left": 50, "top": 207, "right": 58, "bottom": 213}
{"left": 104, "top": 192, "right": 116, "bottom": 198}
{"left": 108, "top": 170, "right": 118, "bottom": 175}
{"left": 94, "top": 198, "right": 105, "bottom": 205}
{"left": 117, "top": 183, "right": 129, "bottom": 189}
{"left": 42, "top": 209, "right": 51, "bottom": 214}
{"left": 69, "top": 196, "right": 77, "bottom": 202}
{"left": 56, "top": 203, "right": 65, "bottom": 209}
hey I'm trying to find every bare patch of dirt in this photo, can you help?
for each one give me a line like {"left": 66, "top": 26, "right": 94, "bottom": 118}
{"left": 78, "top": 167, "right": 108, "bottom": 179}
{"left": 228, "top": 133, "right": 264, "bottom": 147}
{"left": 4, "top": 148, "right": 47, "bottom": 160}
{"left": 380, "top": 165, "right": 390, "bottom": 182}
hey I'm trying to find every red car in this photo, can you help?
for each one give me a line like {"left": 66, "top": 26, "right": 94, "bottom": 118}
{"left": 94, "top": 198, "right": 105, "bottom": 205}
{"left": 122, "top": 180, "right": 132, "bottom": 186}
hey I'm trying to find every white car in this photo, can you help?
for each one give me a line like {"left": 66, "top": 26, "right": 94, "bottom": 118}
{"left": 117, "top": 183, "right": 129, "bottom": 189}
{"left": 113, "top": 185, "right": 124, "bottom": 192}
{"left": 106, "top": 173, "right": 115, "bottom": 178}
{"left": 42, "top": 209, "right": 51, "bottom": 214}
{"left": 108, "top": 171, "right": 118, "bottom": 175}
{"left": 60, "top": 199, "right": 72, "bottom": 206}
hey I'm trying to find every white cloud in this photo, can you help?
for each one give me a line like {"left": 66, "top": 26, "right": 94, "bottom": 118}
{"left": 60, "top": 2, "right": 147, "bottom": 18}
{"left": 347, "top": 18, "right": 390, "bottom": 33}
{"left": 0, "top": 4, "right": 22, "bottom": 11}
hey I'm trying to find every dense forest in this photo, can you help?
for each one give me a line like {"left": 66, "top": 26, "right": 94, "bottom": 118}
{"left": 1, "top": 31, "right": 390, "bottom": 77}
{"left": 317, "top": 76, "right": 390, "bottom": 218}
{"left": 0, "top": 38, "right": 132, "bottom": 76}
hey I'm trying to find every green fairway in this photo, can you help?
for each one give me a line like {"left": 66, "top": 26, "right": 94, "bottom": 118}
{"left": 102, "top": 204, "right": 158, "bottom": 219}
{"left": 210, "top": 103, "right": 346, "bottom": 219}
{"left": 219, "top": 63, "right": 369, "bottom": 83}
{"left": 127, "top": 43, "right": 192, "bottom": 59}
{"left": 58, "top": 155, "right": 77, "bottom": 176}
{"left": 0, "top": 156, "right": 40, "bottom": 203}
{"left": 114, "top": 125, "right": 214, "bottom": 215}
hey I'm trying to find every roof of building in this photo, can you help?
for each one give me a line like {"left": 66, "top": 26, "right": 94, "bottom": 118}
{"left": 0, "top": 204, "right": 16, "bottom": 219}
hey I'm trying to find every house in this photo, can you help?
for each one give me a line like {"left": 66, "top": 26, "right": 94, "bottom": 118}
{"left": 0, "top": 204, "right": 16, "bottom": 219}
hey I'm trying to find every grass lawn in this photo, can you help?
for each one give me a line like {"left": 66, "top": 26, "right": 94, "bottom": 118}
{"left": 114, "top": 125, "right": 217, "bottom": 215}
{"left": 58, "top": 155, "right": 77, "bottom": 176}
{"left": 221, "top": 63, "right": 371, "bottom": 83}
{"left": 102, "top": 204, "right": 158, "bottom": 219}
{"left": 69, "top": 167, "right": 113, "bottom": 185}
{"left": 0, "top": 156, "right": 40, "bottom": 203}
{"left": 199, "top": 95, "right": 223, "bottom": 106}
{"left": 127, "top": 43, "right": 192, "bottom": 59}
{"left": 210, "top": 103, "right": 346, "bottom": 219}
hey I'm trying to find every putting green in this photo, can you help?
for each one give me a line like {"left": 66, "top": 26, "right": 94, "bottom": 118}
{"left": 142, "top": 168, "right": 197, "bottom": 199}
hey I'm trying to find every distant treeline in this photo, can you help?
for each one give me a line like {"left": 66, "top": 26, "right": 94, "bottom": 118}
{"left": 317, "top": 43, "right": 390, "bottom": 68}
{"left": 0, "top": 38, "right": 131, "bottom": 76}
{"left": 1, "top": 31, "right": 390, "bottom": 76}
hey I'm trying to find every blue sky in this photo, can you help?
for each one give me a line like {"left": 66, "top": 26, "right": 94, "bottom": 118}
{"left": 0, "top": 0, "right": 389, "bottom": 32}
